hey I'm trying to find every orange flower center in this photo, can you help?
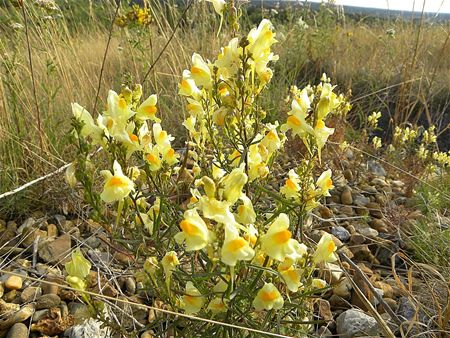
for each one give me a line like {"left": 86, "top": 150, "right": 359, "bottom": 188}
{"left": 166, "top": 148, "right": 175, "bottom": 157}
{"left": 180, "top": 220, "right": 198, "bottom": 236}
{"left": 187, "top": 103, "right": 198, "bottom": 111}
{"left": 129, "top": 133, "right": 138, "bottom": 142}
{"left": 274, "top": 230, "right": 292, "bottom": 244}
{"left": 261, "top": 290, "right": 278, "bottom": 302}
{"left": 327, "top": 241, "right": 336, "bottom": 253}
{"left": 287, "top": 115, "right": 301, "bottom": 127}
{"left": 143, "top": 105, "right": 157, "bottom": 116}
{"left": 286, "top": 178, "right": 297, "bottom": 190}
{"left": 108, "top": 176, "right": 127, "bottom": 187}
{"left": 191, "top": 66, "right": 207, "bottom": 76}
{"left": 118, "top": 97, "right": 127, "bottom": 109}
{"left": 146, "top": 154, "right": 159, "bottom": 164}
{"left": 316, "top": 119, "right": 325, "bottom": 129}
{"left": 325, "top": 177, "right": 333, "bottom": 188}
{"left": 267, "top": 130, "right": 278, "bottom": 140}
{"left": 227, "top": 238, "right": 246, "bottom": 252}
{"left": 287, "top": 269, "right": 298, "bottom": 281}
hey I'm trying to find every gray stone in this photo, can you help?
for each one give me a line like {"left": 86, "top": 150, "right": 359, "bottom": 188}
{"left": 353, "top": 194, "right": 370, "bottom": 206}
{"left": 64, "top": 318, "right": 110, "bottom": 338}
{"left": 35, "top": 294, "right": 61, "bottom": 310}
{"left": 125, "top": 277, "right": 136, "bottom": 295}
{"left": 336, "top": 309, "right": 381, "bottom": 337}
{"left": 32, "top": 309, "right": 49, "bottom": 322}
{"left": 6, "top": 323, "right": 28, "bottom": 338}
{"left": 68, "top": 302, "right": 90, "bottom": 321}
{"left": 333, "top": 277, "right": 352, "bottom": 299}
{"left": 367, "top": 160, "right": 386, "bottom": 176}
{"left": 38, "top": 234, "right": 71, "bottom": 264}
{"left": 358, "top": 227, "right": 379, "bottom": 238}
{"left": 331, "top": 226, "right": 351, "bottom": 242}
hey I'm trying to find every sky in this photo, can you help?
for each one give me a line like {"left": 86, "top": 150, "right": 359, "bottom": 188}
{"left": 308, "top": 0, "right": 450, "bottom": 13}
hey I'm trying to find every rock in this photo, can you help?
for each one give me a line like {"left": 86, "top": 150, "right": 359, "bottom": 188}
{"left": 6, "top": 323, "right": 28, "bottom": 338}
{"left": 4, "top": 276, "right": 22, "bottom": 291}
{"left": 343, "top": 168, "right": 353, "bottom": 181}
{"left": 341, "top": 187, "right": 353, "bottom": 205}
{"left": 316, "top": 299, "right": 333, "bottom": 322}
{"left": 2, "top": 290, "right": 18, "bottom": 303}
{"left": 323, "top": 263, "right": 343, "bottom": 284}
{"left": 371, "top": 177, "right": 388, "bottom": 186}
{"left": 331, "top": 226, "right": 350, "bottom": 242}
{"left": 374, "top": 281, "right": 394, "bottom": 299}
{"left": 20, "top": 286, "right": 42, "bottom": 303}
{"left": 350, "top": 233, "right": 365, "bottom": 245}
{"left": 41, "top": 275, "right": 62, "bottom": 295}
{"left": 340, "top": 206, "right": 354, "bottom": 215}
{"left": 17, "top": 217, "right": 36, "bottom": 235}
{"left": 0, "top": 304, "right": 35, "bottom": 330}
{"left": 20, "top": 227, "right": 47, "bottom": 248}
{"left": 355, "top": 206, "right": 370, "bottom": 216}
{"left": 35, "top": 294, "right": 60, "bottom": 310}
{"left": 353, "top": 194, "right": 370, "bottom": 206}
{"left": 396, "top": 297, "right": 428, "bottom": 322}
{"left": 46, "top": 224, "right": 58, "bottom": 237}
{"left": 59, "top": 289, "right": 77, "bottom": 302}
{"left": 329, "top": 294, "right": 350, "bottom": 310}
{"left": 351, "top": 245, "right": 379, "bottom": 264}
{"left": 141, "top": 331, "right": 154, "bottom": 338}
{"left": 68, "top": 302, "right": 90, "bottom": 322}
{"left": 32, "top": 309, "right": 49, "bottom": 323}
{"left": 64, "top": 318, "right": 110, "bottom": 338}
{"left": 38, "top": 234, "right": 71, "bottom": 264}
{"left": 333, "top": 277, "right": 352, "bottom": 299}
{"left": 125, "top": 277, "right": 136, "bottom": 295}
{"left": 336, "top": 309, "right": 381, "bottom": 337}
{"left": 0, "top": 300, "right": 20, "bottom": 315}
{"left": 366, "top": 202, "right": 383, "bottom": 218}
{"left": 358, "top": 227, "right": 379, "bottom": 239}
{"left": 379, "top": 298, "right": 398, "bottom": 314}
{"left": 318, "top": 205, "right": 333, "bottom": 219}
{"left": 367, "top": 160, "right": 386, "bottom": 176}
{"left": 369, "top": 219, "right": 388, "bottom": 232}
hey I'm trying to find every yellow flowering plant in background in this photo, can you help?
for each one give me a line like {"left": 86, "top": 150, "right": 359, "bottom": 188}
{"left": 68, "top": 3, "right": 352, "bottom": 335}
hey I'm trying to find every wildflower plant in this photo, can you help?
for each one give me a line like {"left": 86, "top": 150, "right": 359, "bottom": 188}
{"left": 68, "top": 11, "right": 351, "bottom": 336}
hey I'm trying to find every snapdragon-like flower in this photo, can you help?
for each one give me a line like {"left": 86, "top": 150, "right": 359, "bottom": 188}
{"left": 72, "top": 103, "right": 103, "bottom": 142}
{"left": 260, "top": 213, "right": 306, "bottom": 261}
{"left": 312, "top": 233, "right": 337, "bottom": 264}
{"left": 281, "top": 99, "right": 314, "bottom": 138}
{"left": 221, "top": 224, "right": 255, "bottom": 266}
{"left": 315, "top": 169, "right": 334, "bottom": 197}
{"left": 278, "top": 258, "right": 303, "bottom": 292}
{"left": 235, "top": 195, "right": 256, "bottom": 225}
{"left": 175, "top": 208, "right": 211, "bottom": 251}
{"left": 190, "top": 53, "right": 212, "bottom": 89}
{"left": 136, "top": 94, "right": 158, "bottom": 121}
{"left": 100, "top": 160, "right": 134, "bottom": 203}
{"left": 280, "top": 169, "right": 301, "bottom": 199}
{"left": 252, "top": 283, "right": 284, "bottom": 311}
{"left": 221, "top": 164, "right": 248, "bottom": 204}
{"left": 180, "top": 282, "right": 205, "bottom": 314}
{"left": 207, "top": 297, "right": 227, "bottom": 314}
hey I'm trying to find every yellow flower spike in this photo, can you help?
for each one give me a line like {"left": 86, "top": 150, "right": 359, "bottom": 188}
{"left": 206, "top": 0, "right": 226, "bottom": 16}
{"left": 100, "top": 160, "right": 134, "bottom": 203}
{"left": 260, "top": 213, "right": 305, "bottom": 261}
{"left": 235, "top": 195, "right": 256, "bottom": 226}
{"left": 315, "top": 169, "right": 334, "bottom": 197}
{"left": 65, "top": 249, "right": 91, "bottom": 280}
{"left": 221, "top": 223, "right": 255, "bottom": 266}
{"left": 136, "top": 213, "right": 154, "bottom": 235}
{"left": 180, "top": 282, "right": 205, "bottom": 315}
{"left": 278, "top": 259, "right": 303, "bottom": 292}
{"left": 207, "top": 297, "right": 227, "bottom": 314}
{"left": 221, "top": 164, "right": 248, "bottom": 204}
{"left": 312, "top": 233, "right": 338, "bottom": 264}
{"left": 252, "top": 283, "right": 284, "bottom": 311}
{"left": 243, "top": 224, "right": 258, "bottom": 247}
{"left": 143, "top": 256, "right": 158, "bottom": 277}
{"left": 280, "top": 169, "right": 300, "bottom": 199}
{"left": 174, "top": 209, "right": 211, "bottom": 251}
{"left": 213, "top": 276, "right": 230, "bottom": 293}
{"left": 190, "top": 53, "right": 212, "bottom": 89}
{"left": 136, "top": 94, "right": 159, "bottom": 122}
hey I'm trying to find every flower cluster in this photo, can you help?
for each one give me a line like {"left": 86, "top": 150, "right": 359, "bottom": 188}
{"left": 115, "top": 5, "right": 151, "bottom": 28}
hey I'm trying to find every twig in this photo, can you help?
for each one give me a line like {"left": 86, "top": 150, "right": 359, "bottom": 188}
{"left": 142, "top": 0, "right": 194, "bottom": 85}
{"left": 20, "top": 2, "right": 44, "bottom": 152}
{"left": 92, "top": 1, "right": 121, "bottom": 114}
{"left": 339, "top": 252, "right": 402, "bottom": 326}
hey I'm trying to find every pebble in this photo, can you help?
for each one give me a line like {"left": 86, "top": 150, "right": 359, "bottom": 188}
{"left": 333, "top": 277, "right": 352, "bottom": 299}
{"left": 36, "top": 294, "right": 61, "bottom": 310}
{"left": 343, "top": 168, "right": 353, "bottom": 181}
{"left": 4, "top": 276, "right": 23, "bottom": 291}
{"left": 331, "top": 226, "right": 350, "bottom": 242}
{"left": 141, "top": 331, "right": 154, "bottom": 338}
{"left": 341, "top": 186, "right": 353, "bottom": 205}
{"left": 358, "top": 227, "right": 379, "bottom": 238}
{"left": 68, "top": 302, "right": 90, "bottom": 321}
{"left": 336, "top": 309, "right": 381, "bottom": 337}
{"left": 370, "top": 219, "right": 388, "bottom": 232}
{"left": 46, "top": 223, "right": 58, "bottom": 237}
{"left": 366, "top": 202, "right": 383, "bottom": 218}
{"left": 32, "top": 309, "right": 49, "bottom": 322}
{"left": 0, "top": 304, "right": 35, "bottom": 330}
{"left": 38, "top": 234, "right": 72, "bottom": 264}
{"left": 125, "top": 277, "right": 136, "bottom": 295}
{"left": 20, "top": 286, "right": 42, "bottom": 303}
{"left": 41, "top": 275, "right": 62, "bottom": 295}
{"left": 367, "top": 160, "right": 386, "bottom": 176}
{"left": 353, "top": 194, "right": 370, "bottom": 206}
{"left": 6, "top": 323, "right": 28, "bottom": 338}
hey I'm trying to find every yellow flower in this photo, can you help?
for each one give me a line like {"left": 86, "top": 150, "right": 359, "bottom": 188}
{"left": 190, "top": 53, "right": 212, "bottom": 89}
{"left": 65, "top": 162, "right": 77, "bottom": 188}
{"left": 162, "top": 147, "right": 179, "bottom": 166}
{"left": 175, "top": 209, "right": 211, "bottom": 251}
{"left": 100, "top": 160, "right": 134, "bottom": 203}
{"left": 316, "top": 169, "right": 334, "bottom": 197}
{"left": 314, "top": 119, "right": 334, "bottom": 153}
{"left": 72, "top": 103, "right": 103, "bottom": 142}
{"left": 181, "top": 282, "right": 205, "bottom": 314}
{"left": 281, "top": 99, "right": 314, "bottom": 138}
{"left": 161, "top": 251, "right": 179, "bottom": 279}
{"left": 278, "top": 259, "right": 303, "bottom": 292}
{"left": 145, "top": 147, "right": 162, "bottom": 172}
{"left": 153, "top": 123, "right": 174, "bottom": 152}
{"left": 312, "top": 278, "right": 328, "bottom": 289}
{"left": 178, "top": 70, "right": 201, "bottom": 99}
{"left": 136, "top": 94, "right": 159, "bottom": 121}
{"left": 221, "top": 224, "right": 255, "bottom": 266}
{"left": 260, "top": 213, "right": 305, "bottom": 261}
{"left": 198, "top": 196, "right": 235, "bottom": 225}
{"left": 252, "top": 283, "right": 284, "bottom": 311}
{"left": 186, "top": 98, "right": 204, "bottom": 117}
{"left": 312, "top": 233, "right": 337, "bottom": 264}
{"left": 261, "top": 123, "right": 282, "bottom": 154}
{"left": 221, "top": 164, "right": 248, "bottom": 204}
{"left": 206, "top": 0, "right": 226, "bottom": 16}
{"left": 280, "top": 169, "right": 300, "bottom": 199}
{"left": 207, "top": 297, "right": 227, "bottom": 314}
{"left": 372, "top": 136, "right": 382, "bottom": 149}
{"left": 235, "top": 195, "right": 256, "bottom": 226}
